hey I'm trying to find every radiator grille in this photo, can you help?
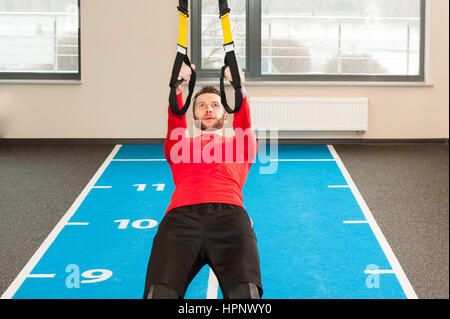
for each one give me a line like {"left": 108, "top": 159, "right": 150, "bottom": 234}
{"left": 248, "top": 97, "right": 368, "bottom": 132}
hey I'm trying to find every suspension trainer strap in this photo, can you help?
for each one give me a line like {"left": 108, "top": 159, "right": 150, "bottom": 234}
{"left": 169, "top": 0, "right": 196, "bottom": 116}
{"left": 219, "top": 0, "right": 243, "bottom": 114}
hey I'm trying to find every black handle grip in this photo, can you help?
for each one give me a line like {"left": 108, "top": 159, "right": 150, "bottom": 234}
{"left": 220, "top": 50, "right": 243, "bottom": 114}
{"left": 169, "top": 52, "right": 196, "bottom": 116}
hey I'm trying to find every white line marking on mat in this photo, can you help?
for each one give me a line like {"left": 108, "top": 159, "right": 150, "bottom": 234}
{"left": 27, "top": 274, "right": 56, "bottom": 278}
{"left": 112, "top": 159, "right": 166, "bottom": 162}
{"left": 269, "top": 159, "right": 335, "bottom": 162}
{"left": 343, "top": 220, "right": 369, "bottom": 224}
{"left": 327, "top": 145, "right": 418, "bottom": 299}
{"left": 364, "top": 269, "right": 395, "bottom": 275}
{"left": 66, "top": 222, "right": 89, "bottom": 226}
{"left": 206, "top": 268, "right": 219, "bottom": 299}
{"left": 1, "top": 145, "right": 123, "bottom": 299}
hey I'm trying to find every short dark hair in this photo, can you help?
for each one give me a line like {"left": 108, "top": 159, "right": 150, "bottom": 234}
{"left": 192, "top": 86, "right": 221, "bottom": 114}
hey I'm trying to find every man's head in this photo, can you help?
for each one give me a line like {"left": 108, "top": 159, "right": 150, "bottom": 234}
{"left": 192, "top": 86, "right": 229, "bottom": 132}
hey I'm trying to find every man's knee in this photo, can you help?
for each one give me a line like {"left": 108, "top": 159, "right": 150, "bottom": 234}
{"left": 146, "top": 284, "right": 180, "bottom": 299}
{"left": 227, "top": 282, "right": 260, "bottom": 299}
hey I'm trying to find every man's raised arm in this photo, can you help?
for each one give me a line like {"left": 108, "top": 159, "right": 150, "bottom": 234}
{"left": 225, "top": 67, "right": 258, "bottom": 163}
{"left": 164, "top": 63, "right": 194, "bottom": 162}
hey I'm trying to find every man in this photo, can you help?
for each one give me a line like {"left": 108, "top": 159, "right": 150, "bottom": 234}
{"left": 143, "top": 63, "right": 262, "bottom": 299}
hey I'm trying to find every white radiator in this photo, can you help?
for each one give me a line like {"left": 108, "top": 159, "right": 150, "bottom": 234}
{"left": 248, "top": 97, "right": 368, "bottom": 133}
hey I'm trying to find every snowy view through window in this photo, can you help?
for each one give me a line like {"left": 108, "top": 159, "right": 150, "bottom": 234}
{"left": 0, "top": 0, "right": 422, "bottom": 78}
{"left": 0, "top": 0, "right": 79, "bottom": 74}
{"left": 201, "top": 0, "right": 422, "bottom": 76}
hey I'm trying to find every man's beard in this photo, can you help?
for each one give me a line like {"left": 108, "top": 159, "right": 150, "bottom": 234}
{"left": 193, "top": 114, "right": 226, "bottom": 131}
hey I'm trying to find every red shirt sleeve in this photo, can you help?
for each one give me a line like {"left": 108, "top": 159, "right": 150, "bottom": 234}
{"left": 232, "top": 96, "right": 258, "bottom": 163}
{"left": 164, "top": 92, "right": 187, "bottom": 163}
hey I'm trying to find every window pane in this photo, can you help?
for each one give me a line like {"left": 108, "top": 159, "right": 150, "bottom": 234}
{"left": 201, "top": 0, "right": 246, "bottom": 70}
{"left": 261, "top": 0, "right": 422, "bottom": 76}
{"left": 0, "top": 0, "right": 79, "bottom": 74}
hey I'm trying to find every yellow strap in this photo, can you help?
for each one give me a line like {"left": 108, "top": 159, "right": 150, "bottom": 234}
{"left": 178, "top": 11, "right": 188, "bottom": 48}
{"left": 220, "top": 12, "right": 233, "bottom": 45}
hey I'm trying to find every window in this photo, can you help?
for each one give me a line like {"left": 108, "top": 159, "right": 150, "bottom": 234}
{"left": 0, "top": 0, "right": 80, "bottom": 80}
{"left": 192, "top": 0, "right": 425, "bottom": 82}
{"left": 197, "top": 0, "right": 246, "bottom": 70}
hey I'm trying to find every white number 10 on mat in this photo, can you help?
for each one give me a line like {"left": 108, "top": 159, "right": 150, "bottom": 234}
{"left": 114, "top": 219, "right": 158, "bottom": 229}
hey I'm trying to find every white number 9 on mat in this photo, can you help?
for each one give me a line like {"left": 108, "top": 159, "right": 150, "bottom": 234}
{"left": 80, "top": 269, "right": 113, "bottom": 284}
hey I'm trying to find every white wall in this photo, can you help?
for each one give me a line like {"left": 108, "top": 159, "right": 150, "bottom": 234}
{"left": 0, "top": 0, "right": 448, "bottom": 139}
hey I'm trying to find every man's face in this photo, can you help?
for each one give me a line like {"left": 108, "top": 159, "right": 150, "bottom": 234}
{"left": 193, "top": 93, "right": 229, "bottom": 131}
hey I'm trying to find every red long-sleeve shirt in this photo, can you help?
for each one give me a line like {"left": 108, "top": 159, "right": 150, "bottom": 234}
{"left": 164, "top": 92, "right": 257, "bottom": 214}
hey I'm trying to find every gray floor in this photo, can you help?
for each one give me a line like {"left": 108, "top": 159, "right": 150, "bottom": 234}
{"left": 0, "top": 143, "right": 448, "bottom": 299}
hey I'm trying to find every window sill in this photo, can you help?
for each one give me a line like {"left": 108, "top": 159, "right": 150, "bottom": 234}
{"left": 197, "top": 80, "right": 434, "bottom": 88}
{"left": 0, "top": 80, "right": 82, "bottom": 85}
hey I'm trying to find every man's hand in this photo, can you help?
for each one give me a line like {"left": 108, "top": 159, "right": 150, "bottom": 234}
{"left": 176, "top": 63, "right": 195, "bottom": 95}
{"left": 224, "top": 66, "right": 247, "bottom": 98}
